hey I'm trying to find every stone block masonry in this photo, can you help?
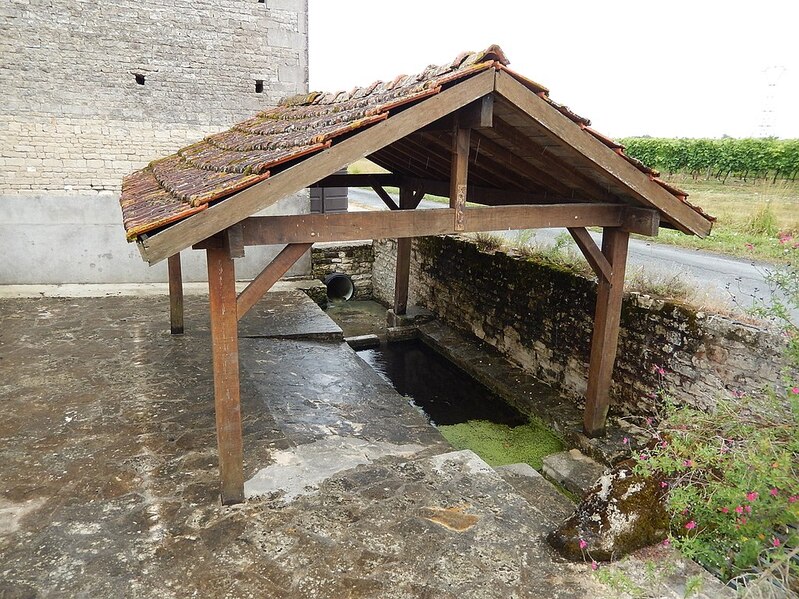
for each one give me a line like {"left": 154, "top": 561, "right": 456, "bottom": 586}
{"left": 311, "top": 242, "right": 374, "bottom": 300}
{"left": 372, "top": 236, "right": 789, "bottom": 415}
{"left": 1, "top": 0, "right": 309, "bottom": 192}
{"left": 0, "top": 0, "right": 309, "bottom": 283}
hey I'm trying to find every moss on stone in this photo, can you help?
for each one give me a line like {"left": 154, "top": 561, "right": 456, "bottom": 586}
{"left": 438, "top": 419, "right": 564, "bottom": 470}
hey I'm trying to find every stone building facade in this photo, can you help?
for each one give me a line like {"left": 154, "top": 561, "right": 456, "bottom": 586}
{"left": 1, "top": 0, "right": 309, "bottom": 283}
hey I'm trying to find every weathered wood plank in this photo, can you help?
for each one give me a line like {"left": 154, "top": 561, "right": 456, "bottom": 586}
{"left": 450, "top": 124, "right": 470, "bottom": 231}
{"left": 583, "top": 228, "right": 630, "bottom": 437}
{"left": 310, "top": 173, "right": 399, "bottom": 188}
{"left": 370, "top": 182, "right": 400, "bottom": 210}
{"left": 494, "top": 70, "right": 712, "bottom": 237}
{"left": 237, "top": 243, "right": 313, "bottom": 320}
{"left": 206, "top": 242, "right": 245, "bottom": 504}
{"left": 139, "top": 69, "right": 497, "bottom": 264}
{"left": 393, "top": 188, "right": 414, "bottom": 315}
{"left": 235, "top": 204, "right": 627, "bottom": 246}
{"left": 167, "top": 253, "right": 184, "bottom": 335}
{"left": 568, "top": 227, "right": 610, "bottom": 281}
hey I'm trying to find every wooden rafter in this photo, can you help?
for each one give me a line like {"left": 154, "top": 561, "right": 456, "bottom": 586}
{"left": 494, "top": 70, "right": 711, "bottom": 236}
{"left": 139, "top": 69, "right": 497, "bottom": 264}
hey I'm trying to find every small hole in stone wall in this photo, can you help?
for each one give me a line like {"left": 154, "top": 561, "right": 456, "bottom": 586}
{"left": 258, "top": 0, "right": 265, "bottom": 3}
{"left": 135, "top": 74, "right": 145, "bottom": 85}
{"left": 255, "top": 80, "right": 264, "bottom": 93}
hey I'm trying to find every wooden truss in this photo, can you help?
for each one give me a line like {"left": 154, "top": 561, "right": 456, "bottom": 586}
{"left": 148, "top": 68, "right": 709, "bottom": 504}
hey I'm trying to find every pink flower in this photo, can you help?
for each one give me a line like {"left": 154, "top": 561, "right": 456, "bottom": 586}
{"left": 591, "top": 561, "right": 599, "bottom": 571}
{"left": 645, "top": 417, "right": 653, "bottom": 426}
{"left": 735, "top": 505, "right": 744, "bottom": 514}
{"left": 721, "top": 507, "right": 729, "bottom": 514}
{"left": 683, "top": 459, "right": 694, "bottom": 468}
{"left": 791, "top": 387, "right": 799, "bottom": 395}
{"left": 622, "top": 437, "right": 629, "bottom": 445}
{"left": 773, "top": 537, "right": 781, "bottom": 547}
{"left": 660, "top": 481, "right": 669, "bottom": 488}
{"left": 770, "top": 488, "right": 779, "bottom": 497}
{"left": 653, "top": 364, "right": 666, "bottom": 376}
{"left": 745, "top": 505, "right": 752, "bottom": 514}
{"left": 778, "top": 232, "right": 793, "bottom": 245}
{"left": 789, "top": 496, "right": 798, "bottom": 503}
{"left": 662, "top": 538, "right": 671, "bottom": 548}
{"left": 685, "top": 520, "right": 697, "bottom": 530}
{"left": 579, "top": 539, "right": 588, "bottom": 550}
{"left": 746, "top": 491, "right": 759, "bottom": 502}
{"left": 745, "top": 243, "right": 755, "bottom": 251}
{"left": 731, "top": 389, "right": 745, "bottom": 398}
{"left": 660, "top": 440, "right": 668, "bottom": 448}
{"left": 639, "top": 453, "right": 649, "bottom": 461}
{"left": 740, "top": 517, "right": 748, "bottom": 525}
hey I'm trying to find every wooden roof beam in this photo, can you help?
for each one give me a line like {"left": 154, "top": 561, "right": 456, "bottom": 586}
{"left": 189, "top": 204, "right": 657, "bottom": 247}
{"left": 138, "top": 68, "right": 498, "bottom": 264}
{"left": 494, "top": 70, "right": 712, "bottom": 237}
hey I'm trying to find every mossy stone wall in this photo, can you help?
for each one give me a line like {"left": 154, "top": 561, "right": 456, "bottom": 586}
{"left": 373, "top": 236, "right": 786, "bottom": 416}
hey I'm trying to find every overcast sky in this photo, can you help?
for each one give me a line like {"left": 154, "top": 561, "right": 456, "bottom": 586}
{"left": 308, "top": 1, "right": 799, "bottom": 139}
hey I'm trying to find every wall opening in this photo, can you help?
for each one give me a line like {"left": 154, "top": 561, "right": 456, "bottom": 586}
{"left": 134, "top": 74, "right": 146, "bottom": 85}
{"left": 255, "top": 80, "right": 264, "bottom": 93}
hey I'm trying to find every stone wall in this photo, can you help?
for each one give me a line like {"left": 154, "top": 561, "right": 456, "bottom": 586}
{"left": 0, "top": 0, "right": 309, "bottom": 284}
{"left": 373, "top": 236, "right": 787, "bottom": 415}
{"left": 1, "top": 0, "right": 308, "bottom": 192}
{"left": 311, "top": 242, "right": 374, "bottom": 300}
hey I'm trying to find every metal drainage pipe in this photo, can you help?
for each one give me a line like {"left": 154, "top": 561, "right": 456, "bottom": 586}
{"left": 324, "top": 273, "right": 355, "bottom": 301}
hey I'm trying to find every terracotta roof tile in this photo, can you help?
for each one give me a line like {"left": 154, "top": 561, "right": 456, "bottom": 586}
{"left": 120, "top": 43, "right": 710, "bottom": 241}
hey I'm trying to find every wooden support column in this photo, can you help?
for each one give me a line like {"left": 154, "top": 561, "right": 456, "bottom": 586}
{"left": 584, "top": 228, "right": 630, "bottom": 437}
{"left": 393, "top": 187, "right": 414, "bottom": 315}
{"left": 167, "top": 253, "right": 184, "bottom": 335}
{"left": 206, "top": 237, "right": 245, "bottom": 505}
{"left": 450, "top": 122, "right": 470, "bottom": 231}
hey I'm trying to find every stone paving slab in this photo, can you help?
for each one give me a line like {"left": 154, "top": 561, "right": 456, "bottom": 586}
{"left": 238, "top": 289, "right": 342, "bottom": 339}
{"left": 0, "top": 294, "right": 727, "bottom": 598}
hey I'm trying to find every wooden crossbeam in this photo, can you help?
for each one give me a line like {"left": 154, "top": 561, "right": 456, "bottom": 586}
{"left": 237, "top": 243, "right": 312, "bottom": 320}
{"left": 310, "top": 172, "right": 399, "bottom": 188}
{"left": 494, "top": 70, "right": 711, "bottom": 237}
{"left": 138, "top": 69, "right": 497, "bottom": 264}
{"left": 218, "top": 204, "right": 654, "bottom": 247}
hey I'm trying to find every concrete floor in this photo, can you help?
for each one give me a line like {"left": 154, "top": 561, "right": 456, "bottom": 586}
{"left": 0, "top": 291, "right": 728, "bottom": 598}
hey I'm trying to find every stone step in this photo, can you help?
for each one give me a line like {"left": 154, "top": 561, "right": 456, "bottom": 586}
{"left": 494, "top": 462, "right": 575, "bottom": 526}
{"left": 542, "top": 449, "right": 607, "bottom": 497}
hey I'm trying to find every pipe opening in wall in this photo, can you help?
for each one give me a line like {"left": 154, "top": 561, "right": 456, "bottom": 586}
{"left": 134, "top": 74, "right": 145, "bottom": 85}
{"left": 255, "top": 80, "right": 264, "bottom": 93}
{"left": 324, "top": 273, "right": 355, "bottom": 301}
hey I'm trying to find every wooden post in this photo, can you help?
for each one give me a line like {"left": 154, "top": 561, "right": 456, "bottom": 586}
{"left": 450, "top": 122, "right": 471, "bottom": 231}
{"left": 584, "top": 228, "right": 630, "bottom": 437}
{"left": 393, "top": 187, "right": 414, "bottom": 315}
{"left": 206, "top": 237, "right": 245, "bottom": 504}
{"left": 167, "top": 253, "right": 184, "bottom": 335}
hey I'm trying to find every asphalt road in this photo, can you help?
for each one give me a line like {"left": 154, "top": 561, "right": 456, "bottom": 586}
{"left": 348, "top": 187, "right": 795, "bottom": 320}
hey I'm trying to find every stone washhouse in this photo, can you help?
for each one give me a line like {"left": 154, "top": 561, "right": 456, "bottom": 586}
{"left": 119, "top": 45, "right": 715, "bottom": 504}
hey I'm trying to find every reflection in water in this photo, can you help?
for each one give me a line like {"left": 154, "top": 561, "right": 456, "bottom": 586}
{"left": 358, "top": 340, "right": 527, "bottom": 427}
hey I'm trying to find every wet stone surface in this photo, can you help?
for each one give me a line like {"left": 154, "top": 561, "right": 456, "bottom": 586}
{"left": 0, "top": 291, "right": 708, "bottom": 597}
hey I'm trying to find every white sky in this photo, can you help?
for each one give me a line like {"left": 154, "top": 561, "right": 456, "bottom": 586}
{"left": 308, "top": 1, "right": 799, "bottom": 139}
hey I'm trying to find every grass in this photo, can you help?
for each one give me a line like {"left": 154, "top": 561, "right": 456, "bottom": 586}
{"left": 643, "top": 177, "right": 799, "bottom": 264}
{"left": 349, "top": 159, "right": 799, "bottom": 264}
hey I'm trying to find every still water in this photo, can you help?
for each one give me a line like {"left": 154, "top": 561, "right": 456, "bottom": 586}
{"left": 357, "top": 339, "right": 527, "bottom": 427}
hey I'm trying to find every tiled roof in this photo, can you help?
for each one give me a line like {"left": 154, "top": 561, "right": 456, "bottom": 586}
{"left": 120, "top": 44, "right": 709, "bottom": 241}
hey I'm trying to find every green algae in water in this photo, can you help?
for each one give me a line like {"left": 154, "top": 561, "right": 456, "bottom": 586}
{"left": 438, "top": 419, "right": 564, "bottom": 470}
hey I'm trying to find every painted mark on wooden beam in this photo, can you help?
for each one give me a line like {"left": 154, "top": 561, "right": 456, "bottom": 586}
{"left": 454, "top": 184, "right": 467, "bottom": 231}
